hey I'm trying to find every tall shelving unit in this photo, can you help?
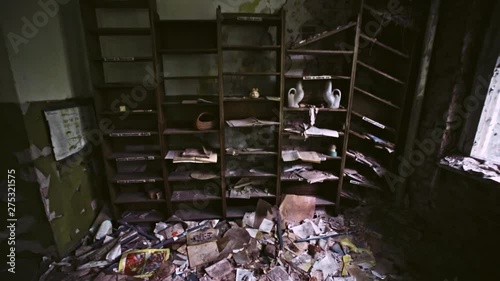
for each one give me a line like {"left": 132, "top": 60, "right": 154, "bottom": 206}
{"left": 154, "top": 16, "right": 224, "bottom": 221}
{"left": 80, "top": 0, "right": 167, "bottom": 223}
{"left": 217, "top": 7, "right": 285, "bottom": 218}
{"left": 343, "top": 0, "right": 417, "bottom": 201}
{"left": 79, "top": 1, "right": 418, "bottom": 222}
{"left": 282, "top": 9, "right": 362, "bottom": 211}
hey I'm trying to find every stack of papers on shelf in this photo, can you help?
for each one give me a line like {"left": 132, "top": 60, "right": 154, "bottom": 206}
{"left": 304, "top": 126, "right": 339, "bottom": 138}
{"left": 282, "top": 151, "right": 321, "bottom": 163}
{"left": 226, "top": 147, "right": 266, "bottom": 155}
{"left": 228, "top": 178, "right": 271, "bottom": 198}
{"left": 366, "top": 133, "right": 395, "bottom": 153}
{"left": 182, "top": 147, "right": 213, "bottom": 158}
{"left": 173, "top": 153, "right": 217, "bottom": 164}
{"left": 344, "top": 168, "right": 381, "bottom": 189}
{"left": 226, "top": 117, "right": 279, "bottom": 127}
{"left": 284, "top": 124, "right": 340, "bottom": 139}
{"left": 297, "top": 170, "right": 338, "bottom": 183}
{"left": 165, "top": 148, "right": 218, "bottom": 163}
{"left": 281, "top": 164, "right": 338, "bottom": 183}
{"left": 265, "top": 96, "right": 281, "bottom": 101}
{"left": 347, "top": 149, "right": 386, "bottom": 177}
{"left": 181, "top": 98, "right": 214, "bottom": 104}
{"left": 283, "top": 164, "right": 313, "bottom": 173}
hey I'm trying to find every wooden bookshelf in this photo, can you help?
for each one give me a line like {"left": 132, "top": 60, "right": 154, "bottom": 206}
{"left": 78, "top": 1, "right": 418, "bottom": 221}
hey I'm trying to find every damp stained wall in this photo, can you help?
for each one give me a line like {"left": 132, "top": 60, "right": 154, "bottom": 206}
{"left": 1, "top": 0, "right": 102, "bottom": 258}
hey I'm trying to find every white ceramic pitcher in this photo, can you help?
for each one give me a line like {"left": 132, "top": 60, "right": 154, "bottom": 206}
{"left": 287, "top": 80, "right": 304, "bottom": 108}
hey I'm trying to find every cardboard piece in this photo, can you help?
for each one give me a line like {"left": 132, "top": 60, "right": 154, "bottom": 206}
{"left": 279, "top": 195, "right": 315, "bottom": 226}
{"left": 267, "top": 266, "right": 292, "bottom": 281}
{"left": 187, "top": 241, "right": 219, "bottom": 268}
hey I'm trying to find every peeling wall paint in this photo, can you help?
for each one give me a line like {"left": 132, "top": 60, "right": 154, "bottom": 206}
{"left": 22, "top": 102, "right": 105, "bottom": 256}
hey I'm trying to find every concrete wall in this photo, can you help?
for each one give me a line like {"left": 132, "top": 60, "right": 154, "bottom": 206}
{"left": 1, "top": 0, "right": 91, "bottom": 103}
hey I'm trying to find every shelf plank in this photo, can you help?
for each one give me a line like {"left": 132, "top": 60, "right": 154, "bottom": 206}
{"left": 349, "top": 130, "right": 369, "bottom": 140}
{"left": 158, "top": 19, "right": 216, "bottom": 23}
{"left": 227, "top": 193, "right": 276, "bottom": 199}
{"left": 362, "top": 4, "right": 417, "bottom": 31}
{"left": 282, "top": 131, "right": 345, "bottom": 137}
{"left": 290, "top": 22, "right": 357, "bottom": 49}
{"left": 354, "top": 87, "right": 400, "bottom": 109}
{"left": 281, "top": 177, "right": 339, "bottom": 182}
{"left": 94, "top": 56, "right": 152, "bottom": 62}
{"left": 221, "top": 13, "right": 281, "bottom": 26}
{"left": 100, "top": 110, "right": 157, "bottom": 115}
{"left": 359, "top": 34, "right": 409, "bottom": 58}
{"left": 93, "top": 0, "right": 150, "bottom": 9}
{"left": 223, "top": 97, "right": 280, "bottom": 102}
{"left": 159, "top": 48, "right": 218, "bottom": 54}
{"left": 357, "top": 61, "right": 404, "bottom": 84}
{"left": 223, "top": 72, "right": 280, "bottom": 76}
{"left": 168, "top": 171, "right": 220, "bottom": 181}
{"left": 173, "top": 209, "right": 222, "bottom": 221}
{"left": 284, "top": 74, "right": 351, "bottom": 80}
{"left": 115, "top": 192, "right": 165, "bottom": 204}
{"left": 107, "top": 152, "right": 161, "bottom": 161}
{"left": 323, "top": 155, "right": 342, "bottom": 160}
{"left": 162, "top": 102, "right": 218, "bottom": 107}
{"left": 315, "top": 197, "right": 336, "bottom": 206}
{"left": 283, "top": 107, "right": 347, "bottom": 112}
{"left": 226, "top": 151, "right": 278, "bottom": 156}
{"left": 226, "top": 205, "right": 256, "bottom": 218}
{"left": 95, "top": 83, "right": 146, "bottom": 89}
{"left": 163, "top": 128, "right": 219, "bottom": 135}
{"left": 351, "top": 111, "right": 396, "bottom": 133}
{"left": 225, "top": 171, "right": 277, "bottom": 178}
{"left": 90, "top": 27, "right": 151, "bottom": 35}
{"left": 346, "top": 178, "right": 383, "bottom": 191}
{"left": 287, "top": 50, "right": 354, "bottom": 55}
{"left": 171, "top": 190, "right": 221, "bottom": 202}
{"left": 111, "top": 173, "right": 163, "bottom": 184}
{"left": 281, "top": 193, "right": 336, "bottom": 206}
{"left": 223, "top": 45, "right": 280, "bottom": 51}
{"left": 341, "top": 191, "right": 363, "bottom": 202}
{"left": 121, "top": 211, "right": 165, "bottom": 223}
{"left": 108, "top": 129, "right": 158, "bottom": 137}
{"left": 163, "top": 75, "right": 218, "bottom": 80}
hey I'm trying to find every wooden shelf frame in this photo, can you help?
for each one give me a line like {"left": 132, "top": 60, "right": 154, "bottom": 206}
{"left": 218, "top": 7, "right": 285, "bottom": 216}
{"left": 290, "top": 21, "right": 357, "bottom": 49}
{"left": 80, "top": 0, "right": 169, "bottom": 222}
{"left": 357, "top": 60, "right": 404, "bottom": 84}
{"left": 78, "top": 1, "right": 418, "bottom": 221}
{"left": 359, "top": 33, "right": 409, "bottom": 58}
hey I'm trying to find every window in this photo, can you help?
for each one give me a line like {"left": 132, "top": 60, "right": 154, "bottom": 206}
{"left": 471, "top": 56, "right": 500, "bottom": 164}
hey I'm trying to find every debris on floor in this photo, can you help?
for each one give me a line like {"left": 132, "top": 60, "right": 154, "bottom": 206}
{"left": 39, "top": 196, "right": 408, "bottom": 281}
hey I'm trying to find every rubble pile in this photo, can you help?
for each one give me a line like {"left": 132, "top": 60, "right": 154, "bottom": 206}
{"left": 40, "top": 196, "right": 400, "bottom": 281}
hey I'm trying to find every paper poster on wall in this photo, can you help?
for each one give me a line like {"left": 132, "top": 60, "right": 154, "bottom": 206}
{"left": 44, "top": 105, "right": 95, "bottom": 161}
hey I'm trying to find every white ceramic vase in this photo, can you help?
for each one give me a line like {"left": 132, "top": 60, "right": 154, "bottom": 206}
{"left": 287, "top": 80, "right": 304, "bottom": 108}
{"left": 323, "top": 81, "right": 342, "bottom": 109}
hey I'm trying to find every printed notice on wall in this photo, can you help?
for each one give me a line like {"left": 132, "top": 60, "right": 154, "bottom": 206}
{"left": 44, "top": 106, "right": 95, "bottom": 161}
